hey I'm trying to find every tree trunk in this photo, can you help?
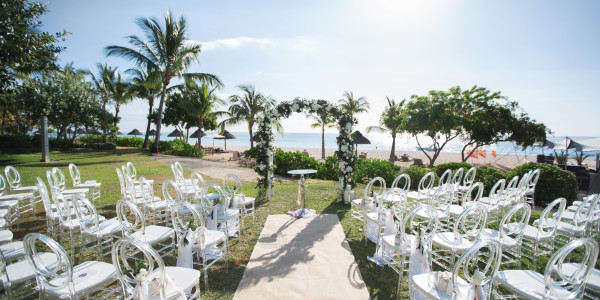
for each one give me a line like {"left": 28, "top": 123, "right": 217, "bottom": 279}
{"left": 389, "top": 133, "right": 396, "bottom": 162}
{"left": 114, "top": 103, "right": 121, "bottom": 128}
{"left": 248, "top": 122, "right": 254, "bottom": 148}
{"left": 152, "top": 84, "right": 168, "bottom": 153}
{"left": 321, "top": 125, "right": 325, "bottom": 159}
{"left": 142, "top": 99, "right": 154, "bottom": 149}
{"left": 197, "top": 117, "right": 203, "bottom": 147}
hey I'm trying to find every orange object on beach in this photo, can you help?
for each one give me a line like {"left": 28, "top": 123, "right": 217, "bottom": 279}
{"left": 470, "top": 148, "right": 478, "bottom": 159}
{"left": 491, "top": 144, "right": 497, "bottom": 158}
{"left": 479, "top": 147, "right": 486, "bottom": 158}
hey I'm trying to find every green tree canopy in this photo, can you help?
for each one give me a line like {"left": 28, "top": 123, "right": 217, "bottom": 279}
{"left": 367, "top": 97, "right": 405, "bottom": 162}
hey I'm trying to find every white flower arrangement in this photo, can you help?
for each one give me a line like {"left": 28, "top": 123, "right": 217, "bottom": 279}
{"left": 134, "top": 268, "right": 148, "bottom": 282}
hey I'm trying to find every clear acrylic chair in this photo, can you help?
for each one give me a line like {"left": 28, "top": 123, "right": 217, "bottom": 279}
{"left": 524, "top": 168, "right": 541, "bottom": 207}
{"left": 72, "top": 194, "right": 121, "bottom": 260}
{"left": 418, "top": 184, "right": 454, "bottom": 231}
{"left": 448, "top": 182, "right": 484, "bottom": 222}
{"left": 437, "top": 169, "right": 452, "bottom": 188}
{"left": 430, "top": 204, "right": 488, "bottom": 271}
{"left": 0, "top": 174, "right": 22, "bottom": 229}
{"left": 478, "top": 178, "right": 507, "bottom": 226}
{"left": 51, "top": 167, "right": 91, "bottom": 203}
{"left": 455, "top": 167, "right": 476, "bottom": 200}
{"left": 351, "top": 177, "right": 386, "bottom": 222}
{"left": 223, "top": 174, "right": 256, "bottom": 225}
{"left": 407, "top": 172, "right": 435, "bottom": 204}
{"left": 451, "top": 167, "right": 465, "bottom": 200}
{"left": 36, "top": 177, "right": 61, "bottom": 238}
{"left": 24, "top": 232, "right": 118, "bottom": 299}
{"left": 381, "top": 204, "right": 439, "bottom": 296}
{"left": 111, "top": 237, "right": 200, "bottom": 299}
{"left": 116, "top": 199, "right": 175, "bottom": 256}
{"left": 206, "top": 184, "right": 240, "bottom": 237}
{"left": 137, "top": 177, "right": 170, "bottom": 226}
{"left": 170, "top": 162, "right": 196, "bottom": 201}
{"left": 481, "top": 202, "right": 531, "bottom": 267}
{"left": 411, "top": 239, "right": 502, "bottom": 300}
{"left": 3, "top": 166, "right": 38, "bottom": 214}
{"left": 521, "top": 197, "right": 567, "bottom": 269}
{"left": 68, "top": 163, "right": 101, "bottom": 205}
{"left": 391, "top": 173, "right": 411, "bottom": 192}
{"left": 556, "top": 194, "right": 599, "bottom": 245}
{"left": 0, "top": 246, "right": 58, "bottom": 299}
{"left": 495, "top": 237, "right": 599, "bottom": 300}
{"left": 171, "top": 201, "right": 227, "bottom": 290}
{"left": 364, "top": 189, "right": 394, "bottom": 246}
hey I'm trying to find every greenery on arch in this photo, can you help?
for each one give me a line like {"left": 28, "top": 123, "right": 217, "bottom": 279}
{"left": 254, "top": 98, "right": 356, "bottom": 202}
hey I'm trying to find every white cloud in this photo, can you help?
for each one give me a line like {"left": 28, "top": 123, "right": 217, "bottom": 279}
{"left": 197, "top": 37, "right": 275, "bottom": 51}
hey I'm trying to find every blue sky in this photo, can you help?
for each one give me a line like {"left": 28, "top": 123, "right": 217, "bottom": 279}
{"left": 40, "top": 0, "right": 600, "bottom": 137}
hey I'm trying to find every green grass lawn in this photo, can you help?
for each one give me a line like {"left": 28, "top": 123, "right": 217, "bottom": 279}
{"left": 0, "top": 148, "right": 596, "bottom": 299}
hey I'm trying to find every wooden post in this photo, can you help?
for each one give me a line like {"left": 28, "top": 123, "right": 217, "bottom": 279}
{"left": 41, "top": 116, "right": 49, "bottom": 162}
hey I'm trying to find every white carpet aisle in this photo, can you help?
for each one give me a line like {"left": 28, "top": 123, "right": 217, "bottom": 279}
{"left": 233, "top": 214, "right": 370, "bottom": 299}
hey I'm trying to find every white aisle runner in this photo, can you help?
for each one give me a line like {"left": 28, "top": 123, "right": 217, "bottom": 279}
{"left": 233, "top": 214, "right": 370, "bottom": 299}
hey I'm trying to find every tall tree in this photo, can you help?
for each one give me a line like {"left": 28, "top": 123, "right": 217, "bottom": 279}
{"left": 127, "top": 67, "right": 161, "bottom": 149}
{"left": 308, "top": 104, "right": 335, "bottom": 159}
{"left": 110, "top": 73, "right": 133, "bottom": 131}
{"left": 220, "top": 84, "right": 275, "bottom": 148}
{"left": 366, "top": 97, "right": 406, "bottom": 162}
{"left": 87, "top": 63, "right": 117, "bottom": 138}
{"left": 338, "top": 91, "right": 369, "bottom": 120}
{"left": 106, "top": 10, "right": 222, "bottom": 153}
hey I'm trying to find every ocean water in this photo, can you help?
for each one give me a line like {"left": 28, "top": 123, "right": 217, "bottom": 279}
{"left": 153, "top": 131, "right": 598, "bottom": 156}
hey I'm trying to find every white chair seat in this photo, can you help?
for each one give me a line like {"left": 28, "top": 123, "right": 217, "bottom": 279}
{"left": 416, "top": 209, "right": 449, "bottom": 221}
{"left": 144, "top": 200, "right": 170, "bottom": 210}
{"left": 192, "top": 229, "right": 227, "bottom": 249}
{"left": 381, "top": 234, "right": 417, "bottom": 255}
{"left": 0, "top": 209, "right": 8, "bottom": 219}
{"left": 6, "top": 253, "right": 58, "bottom": 285}
{"left": 76, "top": 182, "right": 101, "bottom": 189}
{"left": 0, "top": 193, "right": 32, "bottom": 201}
{"left": 521, "top": 225, "right": 554, "bottom": 242}
{"left": 130, "top": 225, "right": 174, "bottom": 244}
{"left": 480, "top": 229, "right": 519, "bottom": 248}
{"left": 84, "top": 218, "right": 122, "bottom": 237}
{"left": 448, "top": 205, "right": 465, "bottom": 216}
{"left": 556, "top": 221, "right": 586, "bottom": 235}
{"left": 11, "top": 186, "right": 37, "bottom": 193}
{"left": 217, "top": 209, "right": 240, "bottom": 221}
{"left": 556, "top": 263, "right": 600, "bottom": 292}
{"left": 1, "top": 241, "right": 24, "bottom": 261}
{"left": 412, "top": 272, "right": 471, "bottom": 300}
{"left": 0, "top": 218, "right": 6, "bottom": 229}
{"left": 0, "top": 230, "right": 13, "bottom": 243}
{"left": 45, "top": 261, "right": 116, "bottom": 299}
{"left": 0, "top": 200, "right": 18, "bottom": 208}
{"left": 238, "top": 196, "right": 255, "bottom": 206}
{"left": 351, "top": 198, "right": 366, "bottom": 207}
{"left": 432, "top": 232, "right": 474, "bottom": 252}
{"left": 406, "top": 191, "right": 429, "bottom": 202}
{"left": 146, "top": 266, "right": 200, "bottom": 300}
{"left": 495, "top": 269, "right": 572, "bottom": 300}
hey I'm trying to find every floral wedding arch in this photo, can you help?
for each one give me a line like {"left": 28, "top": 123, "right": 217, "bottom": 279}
{"left": 254, "top": 98, "right": 356, "bottom": 202}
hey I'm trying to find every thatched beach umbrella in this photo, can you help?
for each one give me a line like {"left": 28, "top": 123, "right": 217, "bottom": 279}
{"left": 127, "top": 129, "right": 143, "bottom": 137}
{"left": 205, "top": 133, "right": 224, "bottom": 148}
{"left": 76, "top": 128, "right": 86, "bottom": 134}
{"left": 167, "top": 129, "right": 183, "bottom": 138}
{"left": 353, "top": 130, "right": 371, "bottom": 155}
{"left": 148, "top": 129, "right": 157, "bottom": 136}
{"left": 190, "top": 129, "right": 206, "bottom": 138}
{"left": 215, "top": 130, "right": 236, "bottom": 150}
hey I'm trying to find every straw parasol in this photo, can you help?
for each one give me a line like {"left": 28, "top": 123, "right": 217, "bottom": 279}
{"left": 190, "top": 129, "right": 207, "bottom": 138}
{"left": 205, "top": 133, "right": 224, "bottom": 148}
{"left": 214, "top": 130, "right": 236, "bottom": 150}
{"left": 353, "top": 130, "right": 371, "bottom": 155}
{"left": 167, "top": 129, "right": 183, "bottom": 138}
{"left": 148, "top": 129, "right": 157, "bottom": 136}
{"left": 127, "top": 129, "right": 143, "bottom": 137}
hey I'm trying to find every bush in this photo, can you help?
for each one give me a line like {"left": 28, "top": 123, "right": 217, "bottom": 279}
{"left": 0, "top": 134, "right": 33, "bottom": 153}
{"left": 158, "top": 139, "right": 205, "bottom": 157}
{"left": 473, "top": 166, "right": 505, "bottom": 195}
{"left": 272, "top": 149, "right": 320, "bottom": 176}
{"left": 243, "top": 147, "right": 260, "bottom": 159}
{"left": 78, "top": 135, "right": 105, "bottom": 147}
{"left": 315, "top": 156, "right": 339, "bottom": 181}
{"left": 354, "top": 158, "right": 401, "bottom": 187}
{"left": 402, "top": 166, "right": 437, "bottom": 190}
{"left": 49, "top": 138, "right": 76, "bottom": 150}
{"left": 505, "top": 162, "right": 578, "bottom": 206}
{"left": 114, "top": 136, "right": 144, "bottom": 148}
{"left": 433, "top": 162, "right": 472, "bottom": 178}
{"left": 238, "top": 156, "right": 257, "bottom": 168}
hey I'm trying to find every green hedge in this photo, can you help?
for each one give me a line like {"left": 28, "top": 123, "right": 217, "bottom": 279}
{"left": 505, "top": 162, "right": 578, "bottom": 206}
{"left": 0, "top": 134, "right": 34, "bottom": 153}
{"left": 402, "top": 166, "right": 438, "bottom": 190}
{"left": 272, "top": 149, "right": 320, "bottom": 176}
{"left": 433, "top": 162, "right": 472, "bottom": 178}
{"left": 157, "top": 139, "right": 205, "bottom": 157}
{"left": 315, "top": 156, "right": 339, "bottom": 181}
{"left": 354, "top": 158, "right": 401, "bottom": 187}
{"left": 473, "top": 166, "right": 505, "bottom": 195}
{"left": 115, "top": 136, "right": 145, "bottom": 148}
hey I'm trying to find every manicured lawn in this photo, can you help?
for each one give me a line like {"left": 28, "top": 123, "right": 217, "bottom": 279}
{"left": 0, "top": 148, "right": 596, "bottom": 299}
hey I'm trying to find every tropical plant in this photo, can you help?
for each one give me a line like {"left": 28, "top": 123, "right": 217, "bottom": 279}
{"left": 127, "top": 66, "right": 161, "bottom": 149}
{"left": 366, "top": 97, "right": 405, "bottom": 162}
{"left": 106, "top": 10, "right": 222, "bottom": 153}
{"left": 308, "top": 101, "right": 335, "bottom": 159}
{"left": 87, "top": 63, "right": 117, "bottom": 138}
{"left": 505, "top": 162, "right": 578, "bottom": 206}
{"left": 220, "top": 84, "right": 275, "bottom": 148}
{"left": 110, "top": 73, "right": 133, "bottom": 135}
{"left": 338, "top": 91, "right": 369, "bottom": 120}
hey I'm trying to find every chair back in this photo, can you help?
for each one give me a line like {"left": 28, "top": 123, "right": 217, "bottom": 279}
{"left": 452, "top": 239, "right": 502, "bottom": 299}
{"left": 418, "top": 172, "right": 435, "bottom": 193}
{"left": 528, "top": 168, "right": 541, "bottom": 191}
{"left": 463, "top": 167, "right": 476, "bottom": 187}
{"left": 190, "top": 172, "right": 207, "bottom": 202}
{"left": 116, "top": 199, "right": 146, "bottom": 239}
{"left": 68, "top": 163, "right": 82, "bottom": 186}
{"left": 36, "top": 177, "right": 55, "bottom": 217}
{"left": 488, "top": 179, "right": 506, "bottom": 200}
{"left": 570, "top": 194, "right": 599, "bottom": 229}
{"left": 138, "top": 177, "right": 156, "bottom": 205}
{"left": 171, "top": 201, "right": 205, "bottom": 239}
{"left": 0, "top": 174, "right": 6, "bottom": 196}
{"left": 52, "top": 167, "right": 68, "bottom": 192}
{"left": 391, "top": 174, "right": 410, "bottom": 193}
{"left": 204, "top": 183, "right": 227, "bottom": 210}
{"left": 4, "top": 166, "right": 22, "bottom": 190}
{"left": 223, "top": 174, "right": 244, "bottom": 196}
{"left": 538, "top": 198, "right": 567, "bottom": 237}
{"left": 452, "top": 168, "right": 464, "bottom": 186}
{"left": 438, "top": 169, "right": 452, "bottom": 187}
{"left": 544, "top": 238, "right": 599, "bottom": 299}
{"left": 461, "top": 182, "right": 484, "bottom": 208}
{"left": 125, "top": 162, "right": 137, "bottom": 182}
{"left": 72, "top": 194, "right": 100, "bottom": 235}
{"left": 432, "top": 184, "right": 454, "bottom": 213}
{"left": 499, "top": 203, "right": 531, "bottom": 242}
{"left": 400, "top": 204, "right": 439, "bottom": 249}
{"left": 162, "top": 179, "right": 181, "bottom": 203}
{"left": 112, "top": 238, "right": 167, "bottom": 298}
{"left": 45, "top": 170, "right": 61, "bottom": 203}
{"left": 454, "top": 204, "right": 487, "bottom": 242}
{"left": 24, "top": 233, "right": 76, "bottom": 298}
{"left": 115, "top": 168, "right": 127, "bottom": 199}
{"left": 364, "top": 177, "right": 386, "bottom": 201}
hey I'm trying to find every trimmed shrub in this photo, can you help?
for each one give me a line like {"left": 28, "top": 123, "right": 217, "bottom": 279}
{"left": 433, "top": 162, "right": 472, "bottom": 178}
{"left": 272, "top": 149, "right": 320, "bottom": 176}
{"left": 243, "top": 147, "right": 260, "bottom": 159}
{"left": 315, "top": 156, "right": 339, "bottom": 181}
{"left": 402, "top": 166, "right": 437, "bottom": 190}
{"left": 79, "top": 135, "right": 105, "bottom": 147}
{"left": 94, "top": 143, "right": 117, "bottom": 150}
{"left": 473, "top": 166, "right": 505, "bottom": 195}
{"left": 114, "top": 136, "right": 144, "bottom": 148}
{"left": 0, "top": 134, "right": 33, "bottom": 153}
{"left": 49, "top": 138, "right": 76, "bottom": 150}
{"left": 158, "top": 139, "right": 205, "bottom": 157}
{"left": 354, "top": 158, "right": 401, "bottom": 187}
{"left": 505, "top": 162, "right": 578, "bottom": 206}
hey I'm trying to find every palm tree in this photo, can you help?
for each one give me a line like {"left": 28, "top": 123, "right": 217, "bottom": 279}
{"left": 220, "top": 84, "right": 275, "bottom": 148}
{"left": 176, "top": 78, "right": 224, "bottom": 147}
{"left": 110, "top": 73, "right": 133, "bottom": 132}
{"left": 106, "top": 10, "right": 222, "bottom": 153}
{"left": 309, "top": 108, "right": 335, "bottom": 159}
{"left": 366, "top": 97, "right": 405, "bottom": 162}
{"left": 338, "top": 91, "right": 369, "bottom": 120}
{"left": 87, "top": 63, "right": 117, "bottom": 138}
{"left": 127, "top": 66, "right": 161, "bottom": 149}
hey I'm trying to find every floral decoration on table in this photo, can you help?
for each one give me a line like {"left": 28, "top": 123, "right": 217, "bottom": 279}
{"left": 254, "top": 97, "right": 356, "bottom": 202}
